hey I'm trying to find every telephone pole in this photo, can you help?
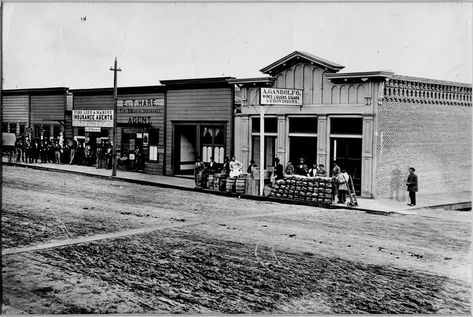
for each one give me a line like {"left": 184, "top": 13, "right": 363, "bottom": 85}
{"left": 110, "top": 57, "right": 121, "bottom": 177}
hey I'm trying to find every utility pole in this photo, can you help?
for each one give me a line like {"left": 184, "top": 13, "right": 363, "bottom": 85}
{"left": 110, "top": 57, "right": 121, "bottom": 177}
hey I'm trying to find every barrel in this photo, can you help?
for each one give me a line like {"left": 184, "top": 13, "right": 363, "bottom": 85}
{"left": 235, "top": 179, "right": 246, "bottom": 194}
{"left": 226, "top": 178, "right": 236, "bottom": 192}
{"left": 207, "top": 174, "right": 215, "bottom": 190}
{"left": 219, "top": 178, "right": 227, "bottom": 191}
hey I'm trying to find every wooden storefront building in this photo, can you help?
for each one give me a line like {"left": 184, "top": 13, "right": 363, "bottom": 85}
{"left": 160, "top": 77, "right": 235, "bottom": 175}
{"left": 2, "top": 87, "right": 71, "bottom": 141}
{"left": 70, "top": 86, "right": 165, "bottom": 174}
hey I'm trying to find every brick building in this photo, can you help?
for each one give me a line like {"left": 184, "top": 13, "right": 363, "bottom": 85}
{"left": 231, "top": 51, "right": 472, "bottom": 198}
{"left": 375, "top": 76, "right": 472, "bottom": 199}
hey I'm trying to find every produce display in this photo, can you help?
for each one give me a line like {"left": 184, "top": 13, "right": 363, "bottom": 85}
{"left": 267, "top": 175, "right": 334, "bottom": 205}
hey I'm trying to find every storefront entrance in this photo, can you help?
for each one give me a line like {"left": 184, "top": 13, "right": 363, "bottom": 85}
{"left": 173, "top": 123, "right": 226, "bottom": 175}
{"left": 329, "top": 138, "right": 362, "bottom": 195}
{"left": 174, "top": 125, "right": 197, "bottom": 174}
{"left": 121, "top": 127, "right": 150, "bottom": 171}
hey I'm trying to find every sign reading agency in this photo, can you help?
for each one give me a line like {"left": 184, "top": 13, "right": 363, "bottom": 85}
{"left": 260, "top": 88, "right": 303, "bottom": 105}
{"left": 72, "top": 110, "right": 114, "bottom": 127}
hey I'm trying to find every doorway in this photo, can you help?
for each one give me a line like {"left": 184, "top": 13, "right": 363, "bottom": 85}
{"left": 173, "top": 125, "right": 197, "bottom": 174}
{"left": 329, "top": 137, "right": 362, "bottom": 195}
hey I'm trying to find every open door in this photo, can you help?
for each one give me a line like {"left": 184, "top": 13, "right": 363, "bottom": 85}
{"left": 330, "top": 137, "right": 362, "bottom": 195}
{"left": 173, "top": 125, "right": 197, "bottom": 175}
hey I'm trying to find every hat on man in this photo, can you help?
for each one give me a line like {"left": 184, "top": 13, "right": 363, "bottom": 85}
{"left": 409, "top": 167, "right": 415, "bottom": 172}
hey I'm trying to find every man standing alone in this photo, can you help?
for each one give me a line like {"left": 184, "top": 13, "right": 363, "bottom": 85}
{"left": 406, "top": 167, "right": 418, "bottom": 206}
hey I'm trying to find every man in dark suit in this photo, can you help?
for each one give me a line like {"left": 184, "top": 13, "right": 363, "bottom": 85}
{"left": 406, "top": 167, "right": 418, "bottom": 206}
{"left": 207, "top": 156, "right": 219, "bottom": 174}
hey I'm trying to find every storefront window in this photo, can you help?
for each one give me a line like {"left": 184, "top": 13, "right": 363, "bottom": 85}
{"left": 251, "top": 117, "right": 278, "bottom": 133}
{"left": 330, "top": 118, "right": 362, "bottom": 135}
{"left": 2, "top": 123, "right": 9, "bottom": 132}
{"left": 288, "top": 116, "right": 318, "bottom": 167}
{"left": 201, "top": 126, "right": 225, "bottom": 163}
{"left": 77, "top": 127, "right": 85, "bottom": 137}
{"left": 252, "top": 136, "right": 276, "bottom": 169}
{"left": 34, "top": 126, "right": 41, "bottom": 139}
{"left": 289, "top": 117, "right": 317, "bottom": 133}
{"left": 42, "top": 126, "right": 51, "bottom": 139}
{"left": 251, "top": 117, "right": 278, "bottom": 168}
{"left": 9, "top": 123, "right": 17, "bottom": 134}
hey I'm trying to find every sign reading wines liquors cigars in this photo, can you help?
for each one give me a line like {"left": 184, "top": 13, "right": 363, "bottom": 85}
{"left": 260, "top": 88, "right": 303, "bottom": 105}
{"left": 72, "top": 110, "right": 114, "bottom": 127}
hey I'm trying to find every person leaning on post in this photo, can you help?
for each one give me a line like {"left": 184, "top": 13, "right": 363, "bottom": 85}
{"left": 406, "top": 167, "right": 418, "bottom": 206}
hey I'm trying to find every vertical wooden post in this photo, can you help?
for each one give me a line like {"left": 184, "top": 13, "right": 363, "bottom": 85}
{"left": 259, "top": 104, "right": 265, "bottom": 196}
{"left": 110, "top": 57, "right": 121, "bottom": 177}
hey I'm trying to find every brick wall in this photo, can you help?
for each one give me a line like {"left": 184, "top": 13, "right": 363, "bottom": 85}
{"left": 375, "top": 100, "right": 471, "bottom": 199}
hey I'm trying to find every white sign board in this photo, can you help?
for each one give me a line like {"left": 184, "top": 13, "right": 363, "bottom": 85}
{"left": 260, "top": 88, "right": 303, "bottom": 105}
{"left": 85, "top": 126, "right": 102, "bottom": 132}
{"left": 72, "top": 110, "right": 114, "bottom": 127}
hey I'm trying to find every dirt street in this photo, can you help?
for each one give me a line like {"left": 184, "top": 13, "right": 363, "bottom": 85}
{"left": 2, "top": 165, "right": 471, "bottom": 313}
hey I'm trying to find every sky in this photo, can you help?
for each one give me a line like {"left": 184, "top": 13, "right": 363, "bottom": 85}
{"left": 2, "top": 1, "right": 472, "bottom": 89}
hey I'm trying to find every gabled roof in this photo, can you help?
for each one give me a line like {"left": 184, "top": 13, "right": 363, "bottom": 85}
{"left": 259, "top": 51, "right": 345, "bottom": 75}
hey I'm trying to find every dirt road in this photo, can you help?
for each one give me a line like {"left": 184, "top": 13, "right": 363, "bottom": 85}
{"left": 2, "top": 166, "right": 471, "bottom": 313}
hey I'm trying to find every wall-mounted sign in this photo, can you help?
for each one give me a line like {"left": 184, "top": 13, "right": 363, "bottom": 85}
{"left": 85, "top": 127, "right": 101, "bottom": 132}
{"left": 260, "top": 88, "right": 303, "bottom": 105}
{"left": 117, "top": 97, "right": 163, "bottom": 126}
{"left": 72, "top": 110, "right": 114, "bottom": 127}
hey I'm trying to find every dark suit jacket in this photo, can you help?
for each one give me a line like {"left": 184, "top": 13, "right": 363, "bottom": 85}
{"left": 406, "top": 173, "right": 418, "bottom": 192}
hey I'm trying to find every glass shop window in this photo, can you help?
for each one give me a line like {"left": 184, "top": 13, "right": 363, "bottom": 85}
{"left": 251, "top": 117, "right": 278, "bottom": 133}
{"left": 201, "top": 126, "right": 225, "bottom": 163}
{"left": 330, "top": 118, "right": 363, "bottom": 135}
{"left": 289, "top": 117, "right": 317, "bottom": 134}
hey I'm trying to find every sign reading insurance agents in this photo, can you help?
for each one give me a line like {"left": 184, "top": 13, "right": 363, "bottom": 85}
{"left": 260, "top": 88, "right": 303, "bottom": 105}
{"left": 72, "top": 110, "right": 114, "bottom": 127}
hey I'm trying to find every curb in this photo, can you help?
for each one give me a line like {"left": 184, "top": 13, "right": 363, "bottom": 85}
{"left": 4, "top": 161, "right": 393, "bottom": 215}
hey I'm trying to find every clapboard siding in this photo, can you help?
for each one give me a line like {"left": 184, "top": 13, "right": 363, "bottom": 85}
{"left": 31, "top": 94, "right": 65, "bottom": 124}
{"left": 64, "top": 113, "right": 73, "bottom": 140}
{"left": 165, "top": 87, "right": 233, "bottom": 175}
{"left": 2, "top": 94, "right": 29, "bottom": 122}
{"left": 73, "top": 94, "right": 114, "bottom": 110}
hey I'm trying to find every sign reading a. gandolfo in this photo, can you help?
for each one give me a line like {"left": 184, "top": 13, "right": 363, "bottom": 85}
{"left": 260, "top": 88, "right": 303, "bottom": 105}
{"left": 72, "top": 110, "right": 114, "bottom": 127}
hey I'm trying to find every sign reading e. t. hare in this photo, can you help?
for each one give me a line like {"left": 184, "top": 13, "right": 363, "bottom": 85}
{"left": 260, "top": 87, "right": 303, "bottom": 105}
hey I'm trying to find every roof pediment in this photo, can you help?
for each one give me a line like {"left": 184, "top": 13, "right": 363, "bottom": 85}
{"left": 260, "top": 51, "right": 345, "bottom": 75}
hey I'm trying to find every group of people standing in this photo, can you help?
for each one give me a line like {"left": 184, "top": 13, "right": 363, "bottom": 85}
{"left": 14, "top": 138, "right": 78, "bottom": 165}
{"left": 194, "top": 155, "right": 419, "bottom": 206}
{"left": 12, "top": 137, "right": 115, "bottom": 169}
{"left": 283, "top": 158, "right": 327, "bottom": 178}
